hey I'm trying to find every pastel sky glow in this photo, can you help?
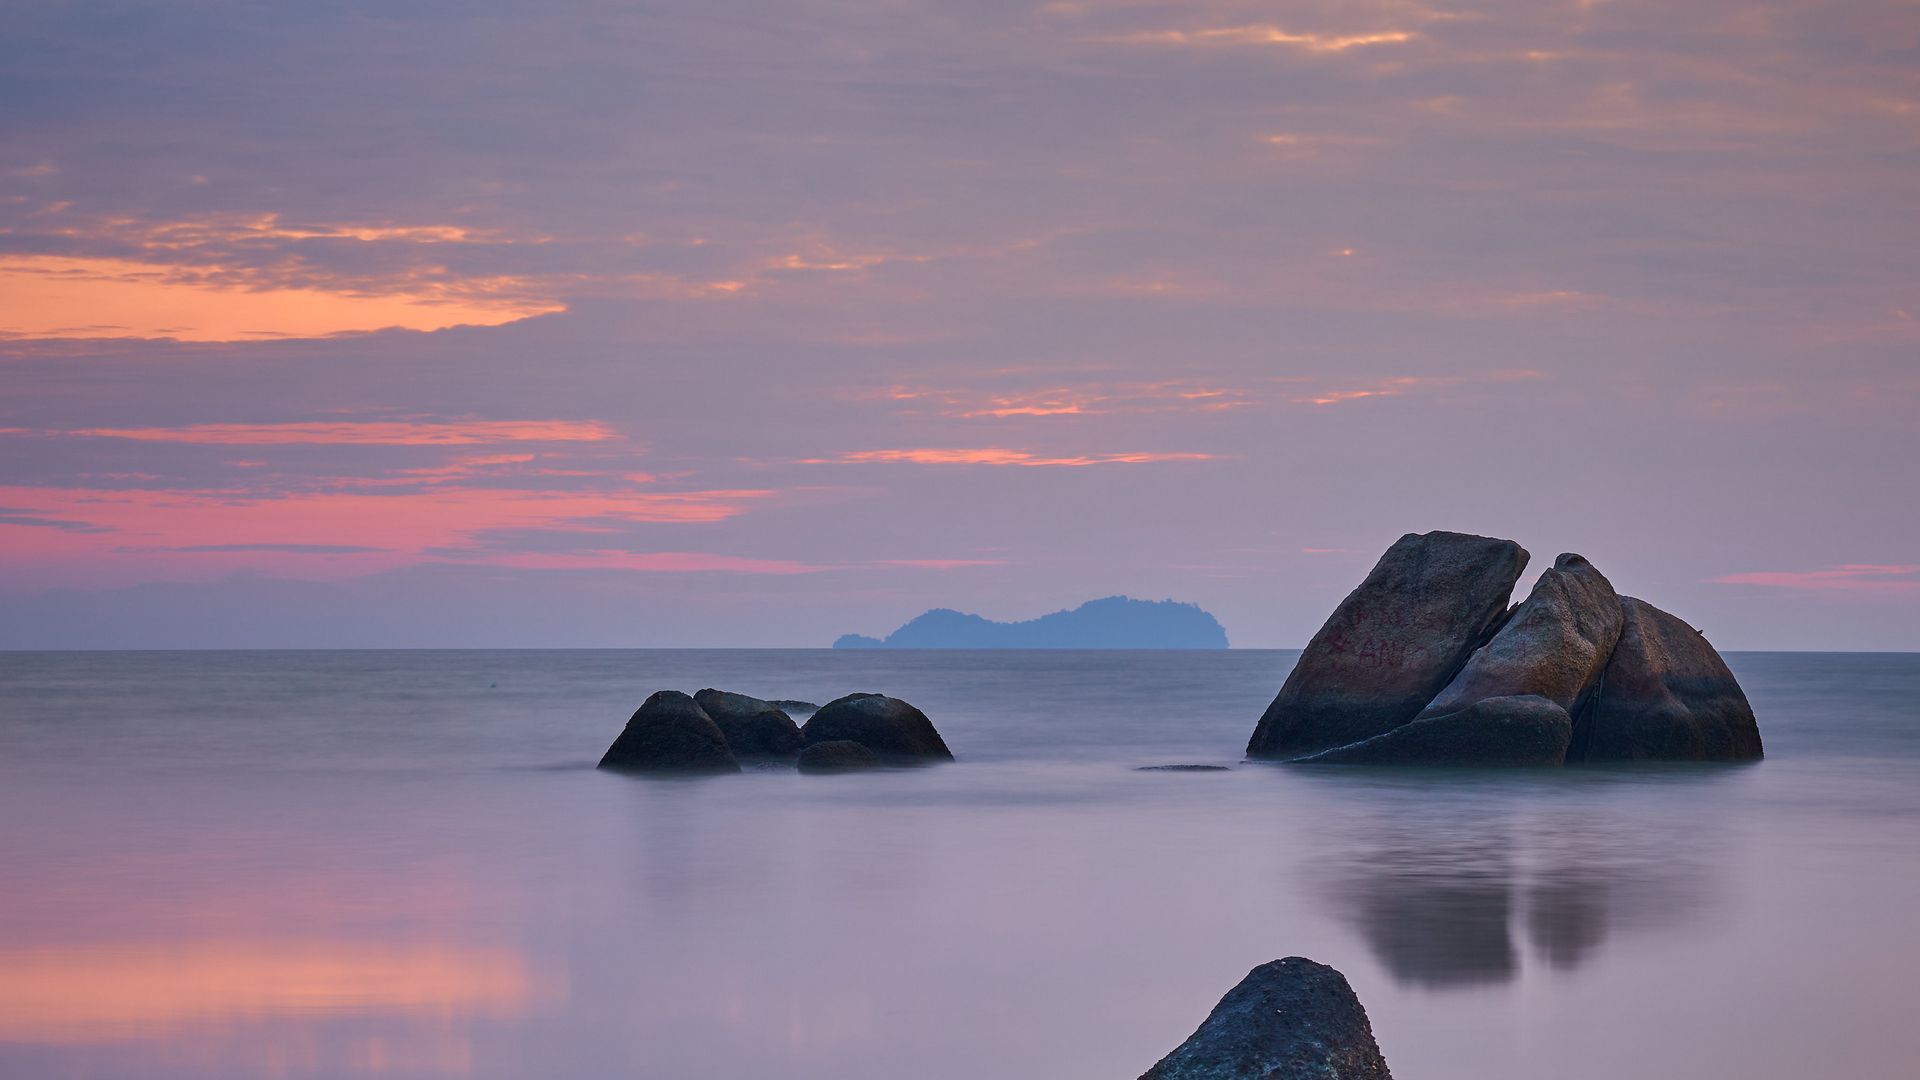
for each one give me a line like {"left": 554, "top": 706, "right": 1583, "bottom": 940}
{"left": 1, "top": 0, "right": 1916, "bottom": 648}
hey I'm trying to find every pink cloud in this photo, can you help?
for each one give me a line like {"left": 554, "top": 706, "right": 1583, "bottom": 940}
{"left": 444, "top": 550, "right": 826, "bottom": 574}
{"left": 1093, "top": 25, "right": 1418, "bottom": 54}
{"left": 873, "top": 380, "right": 1258, "bottom": 419}
{"left": 0, "top": 483, "right": 777, "bottom": 583}
{"left": 69, "top": 420, "right": 617, "bottom": 446}
{"left": 1709, "top": 564, "right": 1920, "bottom": 595}
{"left": 1293, "top": 371, "right": 1544, "bottom": 406}
{"left": 803, "top": 448, "right": 1214, "bottom": 467}
{"left": 874, "top": 558, "right": 1007, "bottom": 569}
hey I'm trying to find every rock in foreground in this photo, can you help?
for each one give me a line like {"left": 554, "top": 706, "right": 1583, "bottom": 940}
{"left": 599, "top": 691, "right": 741, "bottom": 774}
{"left": 1296, "top": 695, "right": 1573, "bottom": 767}
{"left": 1575, "top": 597, "right": 1764, "bottom": 761}
{"left": 1247, "top": 531, "right": 1529, "bottom": 759}
{"left": 693, "top": 689, "right": 805, "bottom": 760}
{"left": 801, "top": 693, "right": 953, "bottom": 763}
{"left": 797, "top": 740, "right": 883, "bottom": 772}
{"left": 1140, "top": 957, "right": 1392, "bottom": 1080}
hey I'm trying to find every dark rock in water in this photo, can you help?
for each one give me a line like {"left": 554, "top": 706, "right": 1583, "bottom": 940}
{"left": 1574, "top": 597, "right": 1764, "bottom": 761}
{"left": 796, "top": 740, "right": 883, "bottom": 772}
{"left": 1247, "top": 531, "right": 1529, "bottom": 759}
{"left": 1296, "top": 695, "right": 1573, "bottom": 766}
{"left": 1253, "top": 534, "right": 1763, "bottom": 768}
{"left": 1414, "top": 553, "right": 1623, "bottom": 724}
{"left": 769, "top": 699, "right": 820, "bottom": 713}
{"left": 692, "top": 688, "right": 805, "bottom": 760}
{"left": 1139, "top": 957, "right": 1393, "bottom": 1080}
{"left": 1137, "top": 764, "right": 1232, "bottom": 772}
{"left": 801, "top": 693, "right": 953, "bottom": 763}
{"left": 598, "top": 691, "right": 740, "bottom": 774}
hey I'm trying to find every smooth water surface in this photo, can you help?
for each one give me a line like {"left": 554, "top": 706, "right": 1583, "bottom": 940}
{"left": 1, "top": 650, "right": 1916, "bottom": 1078}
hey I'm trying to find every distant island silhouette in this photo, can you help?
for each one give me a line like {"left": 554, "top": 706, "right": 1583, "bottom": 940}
{"left": 833, "top": 596, "right": 1229, "bottom": 649}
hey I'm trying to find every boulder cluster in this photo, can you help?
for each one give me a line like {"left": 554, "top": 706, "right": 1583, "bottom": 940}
{"left": 1249, "top": 530, "right": 1763, "bottom": 766}
{"left": 598, "top": 689, "right": 951, "bottom": 775}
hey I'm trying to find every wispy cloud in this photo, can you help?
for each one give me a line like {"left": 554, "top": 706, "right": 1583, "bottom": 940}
{"left": 874, "top": 380, "right": 1258, "bottom": 418}
{"left": 1710, "top": 564, "right": 1920, "bottom": 596}
{"left": 1096, "top": 25, "right": 1417, "bottom": 54}
{"left": 0, "top": 483, "right": 778, "bottom": 582}
{"left": 440, "top": 550, "right": 827, "bottom": 574}
{"left": 0, "top": 508, "right": 109, "bottom": 533}
{"left": 874, "top": 558, "right": 1007, "bottom": 569}
{"left": 69, "top": 420, "right": 616, "bottom": 446}
{"left": 1292, "top": 371, "right": 1543, "bottom": 406}
{"left": 165, "top": 543, "right": 388, "bottom": 555}
{"left": 801, "top": 448, "right": 1214, "bottom": 467}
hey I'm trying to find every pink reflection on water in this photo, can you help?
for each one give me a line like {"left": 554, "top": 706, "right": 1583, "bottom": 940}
{"left": 0, "top": 940, "right": 547, "bottom": 1044}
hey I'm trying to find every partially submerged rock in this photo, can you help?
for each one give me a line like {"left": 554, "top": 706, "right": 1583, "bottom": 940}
{"left": 801, "top": 693, "right": 953, "bottom": 764}
{"left": 1249, "top": 537, "right": 1761, "bottom": 767}
{"left": 1296, "top": 695, "right": 1573, "bottom": 767}
{"left": 1140, "top": 957, "right": 1393, "bottom": 1080}
{"left": 598, "top": 691, "right": 741, "bottom": 774}
{"left": 693, "top": 688, "right": 805, "bottom": 760}
{"left": 769, "top": 699, "right": 821, "bottom": 714}
{"left": 796, "top": 740, "right": 883, "bottom": 773}
{"left": 1247, "top": 531, "right": 1529, "bottom": 759}
{"left": 1574, "top": 597, "right": 1763, "bottom": 761}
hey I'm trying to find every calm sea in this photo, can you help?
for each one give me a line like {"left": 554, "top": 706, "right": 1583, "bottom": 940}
{"left": 0, "top": 649, "right": 1916, "bottom": 1079}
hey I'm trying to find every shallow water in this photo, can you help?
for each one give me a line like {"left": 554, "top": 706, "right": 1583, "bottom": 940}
{"left": 1, "top": 649, "right": 1916, "bottom": 1079}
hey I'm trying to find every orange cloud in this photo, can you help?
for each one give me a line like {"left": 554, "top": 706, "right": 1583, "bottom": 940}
{"left": 1710, "top": 564, "right": 1920, "bottom": 595}
{"left": 804, "top": 448, "right": 1213, "bottom": 467}
{"left": 69, "top": 420, "right": 617, "bottom": 446}
{"left": 0, "top": 255, "right": 562, "bottom": 341}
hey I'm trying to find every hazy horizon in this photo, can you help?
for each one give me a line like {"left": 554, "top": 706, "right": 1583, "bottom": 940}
{"left": 4, "top": 1, "right": 1916, "bottom": 651}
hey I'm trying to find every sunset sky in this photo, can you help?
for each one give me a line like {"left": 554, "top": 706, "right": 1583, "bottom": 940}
{"left": 2, "top": 0, "right": 1916, "bottom": 649}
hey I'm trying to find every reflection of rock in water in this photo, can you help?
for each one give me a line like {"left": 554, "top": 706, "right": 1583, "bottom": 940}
{"left": 1525, "top": 867, "right": 1608, "bottom": 970}
{"left": 1335, "top": 834, "right": 1517, "bottom": 988}
{"left": 1315, "top": 784, "right": 1717, "bottom": 989}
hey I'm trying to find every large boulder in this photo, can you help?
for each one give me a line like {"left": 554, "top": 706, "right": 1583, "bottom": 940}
{"left": 1139, "top": 957, "right": 1393, "bottom": 1080}
{"left": 1247, "top": 531, "right": 1529, "bottom": 758}
{"left": 693, "top": 689, "right": 805, "bottom": 760}
{"left": 801, "top": 693, "right": 953, "bottom": 763}
{"left": 598, "top": 691, "right": 741, "bottom": 774}
{"left": 1294, "top": 695, "right": 1572, "bottom": 766}
{"left": 1573, "top": 597, "right": 1763, "bottom": 761}
{"left": 1413, "top": 553, "right": 1623, "bottom": 723}
{"left": 796, "top": 740, "right": 883, "bottom": 773}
